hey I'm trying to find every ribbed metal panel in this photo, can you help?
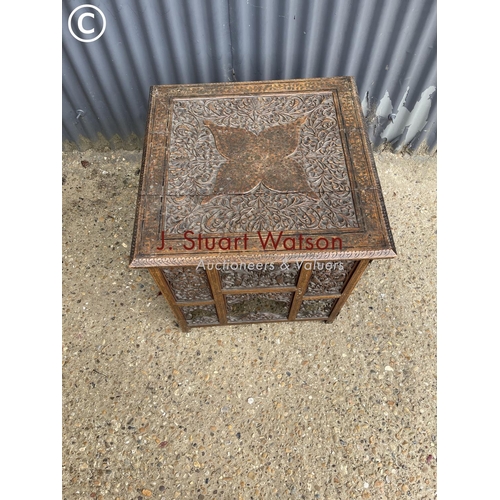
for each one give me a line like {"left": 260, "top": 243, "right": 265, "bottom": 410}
{"left": 62, "top": 0, "right": 436, "bottom": 152}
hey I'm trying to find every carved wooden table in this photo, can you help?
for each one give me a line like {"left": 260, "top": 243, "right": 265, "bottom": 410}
{"left": 130, "top": 77, "right": 396, "bottom": 331}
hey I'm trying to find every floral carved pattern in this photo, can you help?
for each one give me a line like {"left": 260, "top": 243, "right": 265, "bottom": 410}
{"left": 202, "top": 117, "right": 318, "bottom": 202}
{"left": 226, "top": 293, "right": 293, "bottom": 322}
{"left": 164, "top": 93, "right": 358, "bottom": 233}
{"left": 297, "top": 299, "right": 336, "bottom": 319}
{"left": 305, "top": 260, "right": 356, "bottom": 296}
{"left": 163, "top": 267, "right": 213, "bottom": 301}
{"left": 219, "top": 264, "right": 298, "bottom": 289}
{"left": 181, "top": 305, "right": 219, "bottom": 325}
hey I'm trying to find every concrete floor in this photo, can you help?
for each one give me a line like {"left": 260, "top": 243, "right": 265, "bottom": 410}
{"left": 62, "top": 150, "right": 436, "bottom": 499}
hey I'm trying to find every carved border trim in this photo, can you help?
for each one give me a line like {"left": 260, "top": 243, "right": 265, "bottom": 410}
{"left": 130, "top": 248, "right": 396, "bottom": 268}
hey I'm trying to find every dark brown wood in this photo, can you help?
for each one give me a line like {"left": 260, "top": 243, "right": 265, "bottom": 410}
{"left": 327, "top": 260, "right": 371, "bottom": 323}
{"left": 295, "top": 317, "right": 331, "bottom": 322}
{"left": 288, "top": 265, "right": 313, "bottom": 321}
{"left": 221, "top": 286, "right": 296, "bottom": 295}
{"left": 225, "top": 318, "right": 289, "bottom": 326}
{"left": 205, "top": 267, "right": 228, "bottom": 325}
{"left": 302, "top": 294, "right": 342, "bottom": 300}
{"left": 148, "top": 268, "right": 189, "bottom": 332}
{"left": 130, "top": 77, "right": 396, "bottom": 330}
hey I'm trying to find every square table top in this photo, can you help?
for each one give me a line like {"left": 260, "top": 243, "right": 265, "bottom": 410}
{"left": 130, "top": 77, "right": 396, "bottom": 267}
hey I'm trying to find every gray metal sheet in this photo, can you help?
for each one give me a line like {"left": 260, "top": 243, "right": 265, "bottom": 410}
{"left": 62, "top": 0, "right": 436, "bottom": 152}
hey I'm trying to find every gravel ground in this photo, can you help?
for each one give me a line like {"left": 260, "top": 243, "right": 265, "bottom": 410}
{"left": 62, "top": 150, "right": 436, "bottom": 500}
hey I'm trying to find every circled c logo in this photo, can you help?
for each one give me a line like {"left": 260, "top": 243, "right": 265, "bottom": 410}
{"left": 68, "top": 5, "right": 106, "bottom": 43}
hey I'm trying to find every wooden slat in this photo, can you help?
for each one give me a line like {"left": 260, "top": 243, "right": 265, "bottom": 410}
{"left": 221, "top": 286, "right": 296, "bottom": 295}
{"left": 221, "top": 318, "right": 289, "bottom": 326}
{"left": 182, "top": 322, "right": 225, "bottom": 329}
{"left": 148, "top": 267, "right": 189, "bottom": 332}
{"left": 287, "top": 264, "right": 313, "bottom": 321}
{"left": 175, "top": 300, "right": 215, "bottom": 307}
{"left": 205, "top": 267, "right": 227, "bottom": 325}
{"left": 295, "top": 317, "right": 330, "bottom": 322}
{"left": 327, "top": 260, "right": 370, "bottom": 323}
{"left": 302, "top": 294, "right": 342, "bottom": 300}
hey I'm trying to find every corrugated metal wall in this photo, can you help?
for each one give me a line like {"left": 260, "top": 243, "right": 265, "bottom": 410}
{"left": 62, "top": 0, "right": 436, "bottom": 153}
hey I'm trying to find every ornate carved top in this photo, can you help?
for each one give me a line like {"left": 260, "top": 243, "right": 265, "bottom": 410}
{"left": 130, "top": 77, "right": 397, "bottom": 267}
{"left": 201, "top": 116, "right": 318, "bottom": 202}
{"left": 165, "top": 92, "right": 357, "bottom": 232}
